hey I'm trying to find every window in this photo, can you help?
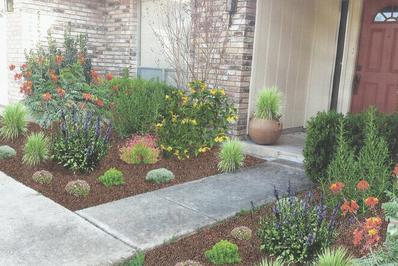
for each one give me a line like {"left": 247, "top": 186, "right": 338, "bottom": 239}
{"left": 374, "top": 6, "right": 398, "bottom": 22}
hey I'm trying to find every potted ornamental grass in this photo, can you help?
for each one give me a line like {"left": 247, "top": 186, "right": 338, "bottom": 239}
{"left": 248, "top": 87, "right": 283, "bottom": 145}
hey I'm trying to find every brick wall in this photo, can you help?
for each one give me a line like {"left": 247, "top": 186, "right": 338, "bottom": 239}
{"left": 5, "top": 0, "right": 138, "bottom": 103}
{"left": 191, "top": 0, "right": 256, "bottom": 137}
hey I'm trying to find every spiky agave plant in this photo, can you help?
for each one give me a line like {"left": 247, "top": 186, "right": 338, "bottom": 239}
{"left": 255, "top": 87, "right": 282, "bottom": 121}
{"left": 0, "top": 103, "right": 28, "bottom": 140}
{"left": 316, "top": 247, "right": 354, "bottom": 266}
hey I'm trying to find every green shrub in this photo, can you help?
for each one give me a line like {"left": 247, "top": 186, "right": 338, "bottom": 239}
{"left": 157, "top": 80, "right": 237, "bottom": 160}
{"left": 98, "top": 168, "right": 125, "bottom": 187}
{"left": 51, "top": 109, "right": 111, "bottom": 173}
{"left": 315, "top": 247, "right": 353, "bottom": 266}
{"left": 108, "top": 77, "right": 169, "bottom": 136}
{"left": 257, "top": 187, "right": 337, "bottom": 263}
{"left": 204, "top": 240, "right": 241, "bottom": 265}
{"left": 256, "top": 258, "right": 285, "bottom": 266}
{"left": 65, "top": 180, "right": 90, "bottom": 197}
{"left": 22, "top": 132, "right": 49, "bottom": 166}
{"left": 119, "top": 135, "right": 159, "bottom": 164}
{"left": 0, "top": 103, "right": 28, "bottom": 140}
{"left": 32, "top": 170, "right": 53, "bottom": 185}
{"left": 0, "top": 145, "right": 16, "bottom": 159}
{"left": 255, "top": 87, "right": 282, "bottom": 120}
{"left": 145, "top": 168, "right": 175, "bottom": 184}
{"left": 230, "top": 226, "right": 252, "bottom": 241}
{"left": 304, "top": 109, "right": 398, "bottom": 183}
{"left": 126, "top": 251, "right": 145, "bottom": 266}
{"left": 217, "top": 139, "right": 245, "bottom": 173}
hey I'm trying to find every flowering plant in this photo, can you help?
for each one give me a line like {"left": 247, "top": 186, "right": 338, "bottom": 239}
{"left": 156, "top": 80, "right": 237, "bottom": 159}
{"left": 9, "top": 28, "right": 110, "bottom": 127}
{"left": 119, "top": 135, "right": 159, "bottom": 164}
{"left": 51, "top": 108, "right": 112, "bottom": 173}
{"left": 257, "top": 184, "right": 338, "bottom": 263}
{"left": 353, "top": 216, "right": 383, "bottom": 254}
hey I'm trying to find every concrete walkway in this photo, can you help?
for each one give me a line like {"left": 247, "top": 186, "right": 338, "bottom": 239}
{"left": 1, "top": 160, "right": 312, "bottom": 265}
{"left": 77, "top": 160, "right": 312, "bottom": 251}
{"left": 0, "top": 172, "right": 134, "bottom": 266}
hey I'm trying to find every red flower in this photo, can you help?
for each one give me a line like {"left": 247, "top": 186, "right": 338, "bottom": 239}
{"left": 82, "top": 93, "right": 92, "bottom": 101}
{"left": 364, "top": 197, "right": 379, "bottom": 208}
{"left": 356, "top": 180, "right": 369, "bottom": 192}
{"left": 91, "top": 70, "right": 99, "bottom": 83}
{"left": 20, "top": 81, "right": 32, "bottom": 95}
{"left": 48, "top": 70, "right": 58, "bottom": 82}
{"left": 14, "top": 72, "right": 22, "bottom": 80}
{"left": 95, "top": 98, "right": 104, "bottom": 108}
{"left": 353, "top": 228, "right": 363, "bottom": 246}
{"left": 42, "top": 92, "right": 52, "bottom": 102}
{"left": 55, "top": 55, "right": 64, "bottom": 65}
{"left": 393, "top": 164, "right": 398, "bottom": 176}
{"left": 341, "top": 200, "right": 359, "bottom": 216}
{"left": 21, "top": 63, "right": 27, "bottom": 69}
{"left": 9, "top": 64, "right": 16, "bottom": 71}
{"left": 56, "top": 87, "right": 65, "bottom": 98}
{"left": 105, "top": 73, "right": 113, "bottom": 81}
{"left": 329, "top": 182, "right": 345, "bottom": 194}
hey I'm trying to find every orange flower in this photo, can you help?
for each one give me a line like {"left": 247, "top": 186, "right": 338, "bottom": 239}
{"left": 9, "top": 64, "right": 16, "bottom": 71}
{"left": 56, "top": 87, "right": 65, "bottom": 98}
{"left": 42, "top": 92, "right": 52, "bottom": 102}
{"left": 24, "top": 71, "right": 32, "bottom": 79}
{"left": 82, "top": 93, "right": 92, "bottom": 101}
{"left": 356, "top": 180, "right": 369, "bottom": 192}
{"left": 365, "top": 217, "right": 382, "bottom": 228}
{"left": 112, "top": 85, "right": 119, "bottom": 91}
{"left": 353, "top": 228, "right": 362, "bottom": 246}
{"left": 330, "top": 182, "right": 345, "bottom": 193}
{"left": 341, "top": 200, "right": 359, "bottom": 216}
{"left": 48, "top": 70, "right": 58, "bottom": 82}
{"left": 365, "top": 197, "right": 379, "bottom": 208}
{"left": 91, "top": 70, "right": 99, "bottom": 83}
{"left": 95, "top": 98, "right": 104, "bottom": 108}
{"left": 21, "top": 63, "right": 27, "bottom": 69}
{"left": 20, "top": 81, "right": 32, "bottom": 95}
{"left": 105, "top": 73, "right": 113, "bottom": 81}
{"left": 393, "top": 164, "right": 398, "bottom": 176}
{"left": 55, "top": 55, "right": 64, "bottom": 65}
{"left": 14, "top": 72, "right": 22, "bottom": 80}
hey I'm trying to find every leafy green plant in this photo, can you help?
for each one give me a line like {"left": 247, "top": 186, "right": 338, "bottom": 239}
{"left": 119, "top": 135, "right": 159, "bottom": 164}
{"left": 157, "top": 80, "right": 237, "bottom": 160}
{"left": 0, "top": 103, "right": 28, "bottom": 140}
{"left": 32, "top": 170, "right": 53, "bottom": 185}
{"left": 65, "top": 180, "right": 90, "bottom": 197}
{"left": 256, "top": 257, "right": 285, "bottom": 266}
{"left": 204, "top": 240, "right": 241, "bottom": 265}
{"left": 255, "top": 87, "right": 282, "bottom": 120}
{"left": 315, "top": 247, "right": 353, "bottom": 266}
{"left": 145, "top": 168, "right": 175, "bottom": 184}
{"left": 126, "top": 251, "right": 145, "bottom": 266}
{"left": 218, "top": 139, "right": 245, "bottom": 173}
{"left": 257, "top": 186, "right": 338, "bottom": 263}
{"left": 107, "top": 77, "right": 169, "bottom": 136}
{"left": 51, "top": 109, "right": 111, "bottom": 173}
{"left": 22, "top": 132, "right": 49, "bottom": 166}
{"left": 98, "top": 168, "right": 125, "bottom": 187}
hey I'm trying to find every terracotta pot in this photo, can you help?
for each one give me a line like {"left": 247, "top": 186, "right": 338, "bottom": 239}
{"left": 248, "top": 118, "right": 282, "bottom": 145}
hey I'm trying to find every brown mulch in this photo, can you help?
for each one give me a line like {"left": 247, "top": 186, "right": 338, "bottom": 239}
{"left": 144, "top": 190, "right": 388, "bottom": 266}
{"left": 0, "top": 123, "right": 264, "bottom": 211}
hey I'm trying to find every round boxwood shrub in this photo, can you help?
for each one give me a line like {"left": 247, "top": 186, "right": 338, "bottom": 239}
{"left": 204, "top": 240, "right": 241, "bottom": 265}
{"left": 231, "top": 226, "right": 252, "bottom": 241}
{"left": 32, "top": 170, "right": 53, "bottom": 185}
{"left": 145, "top": 168, "right": 175, "bottom": 184}
{"left": 0, "top": 145, "right": 16, "bottom": 160}
{"left": 65, "top": 180, "right": 90, "bottom": 197}
{"left": 98, "top": 168, "right": 125, "bottom": 187}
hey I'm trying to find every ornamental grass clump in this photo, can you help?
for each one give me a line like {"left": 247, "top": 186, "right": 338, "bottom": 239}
{"left": 217, "top": 139, "right": 245, "bottom": 173}
{"left": 204, "top": 240, "right": 241, "bottom": 265}
{"left": 65, "top": 180, "right": 90, "bottom": 197}
{"left": 255, "top": 87, "right": 282, "bottom": 121}
{"left": 315, "top": 247, "right": 354, "bottom": 266}
{"left": 98, "top": 168, "right": 125, "bottom": 187}
{"left": 0, "top": 103, "right": 28, "bottom": 140}
{"left": 256, "top": 257, "right": 285, "bottom": 266}
{"left": 257, "top": 185, "right": 338, "bottom": 264}
{"left": 119, "top": 135, "right": 159, "bottom": 164}
{"left": 22, "top": 132, "right": 49, "bottom": 166}
{"left": 51, "top": 109, "right": 112, "bottom": 173}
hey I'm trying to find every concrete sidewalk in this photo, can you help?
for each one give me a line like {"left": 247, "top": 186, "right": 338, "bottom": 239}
{"left": 77, "top": 160, "right": 312, "bottom": 251}
{"left": 0, "top": 172, "right": 134, "bottom": 266}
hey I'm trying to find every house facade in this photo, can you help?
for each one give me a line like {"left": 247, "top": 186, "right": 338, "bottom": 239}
{"left": 1, "top": 0, "right": 397, "bottom": 136}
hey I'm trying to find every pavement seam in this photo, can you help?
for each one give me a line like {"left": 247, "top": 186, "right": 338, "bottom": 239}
{"left": 75, "top": 211, "right": 138, "bottom": 251}
{"left": 267, "top": 160, "right": 305, "bottom": 172}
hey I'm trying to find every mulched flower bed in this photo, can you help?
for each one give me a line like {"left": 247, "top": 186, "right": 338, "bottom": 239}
{"left": 0, "top": 123, "right": 263, "bottom": 211}
{"left": 144, "top": 190, "right": 388, "bottom": 266}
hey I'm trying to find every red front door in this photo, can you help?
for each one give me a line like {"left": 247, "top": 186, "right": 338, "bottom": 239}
{"left": 351, "top": 0, "right": 398, "bottom": 114}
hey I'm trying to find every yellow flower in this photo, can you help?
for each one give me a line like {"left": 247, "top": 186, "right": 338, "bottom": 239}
{"left": 172, "top": 114, "right": 177, "bottom": 123}
{"left": 368, "top": 229, "right": 378, "bottom": 236}
{"left": 227, "top": 115, "right": 238, "bottom": 123}
{"left": 181, "top": 96, "right": 189, "bottom": 105}
{"left": 214, "top": 135, "right": 227, "bottom": 143}
{"left": 210, "top": 88, "right": 217, "bottom": 95}
{"left": 166, "top": 146, "right": 173, "bottom": 152}
{"left": 165, "top": 95, "right": 170, "bottom": 100}
{"left": 174, "top": 150, "right": 180, "bottom": 156}
{"left": 198, "top": 147, "right": 210, "bottom": 153}
{"left": 190, "top": 119, "right": 198, "bottom": 126}
{"left": 156, "top": 123, "right": 163, "bottom": 128}
{"left": 218, "top": 89, "right": 226, "bottom": 96}
{"left": 190, "top": 88, "right": 196, "bottom": 94}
